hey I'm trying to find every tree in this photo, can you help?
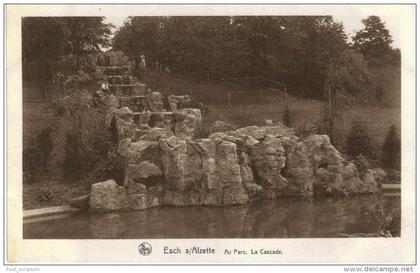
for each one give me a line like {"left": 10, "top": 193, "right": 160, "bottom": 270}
{"left": 112, "top": 17, "right": 162, "bottom": 62}
{"left": 63, "top": 17, "right": 113, "bottom": 65}
{"left": 22, "top": 17, "right": 68, "bottom": 100}
{"left": 382, "top": 125, "right": 400, "bottom": 169}
{"left": 109, "top": 115, "right": 119, "bottom": 144}
{"left": 352, "top": 16, "right": 393, "bottom": 61}
{"left": 63, "top": 132, "right": 83, "bottom": 181}
{"left": 112, "top": 16, "right": 370, "bottom": 100}
{"left": 22, "top": 17, "right": 113, "bottom": 99}
{"left": 346, "top": 121, "right": 371, "bottom": 158}
{"left": 282, "top": 106, "right": 291, "bottom": 127}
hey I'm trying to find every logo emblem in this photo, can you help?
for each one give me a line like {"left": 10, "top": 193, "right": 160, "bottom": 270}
{"left": 138, "top": 242, "right": 152, "bottom": 256}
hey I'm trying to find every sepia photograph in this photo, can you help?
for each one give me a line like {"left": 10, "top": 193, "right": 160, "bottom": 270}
{"left": 4, "top": 3, "right": 416, "bottom": 265}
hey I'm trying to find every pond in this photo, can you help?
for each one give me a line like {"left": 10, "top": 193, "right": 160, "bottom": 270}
{"left": 23, "top": 195, "right": 400, "bottom": 239}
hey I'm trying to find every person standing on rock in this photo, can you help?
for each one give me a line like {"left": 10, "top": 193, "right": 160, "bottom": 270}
{"left": 100, "top": 76, "right": 110, "bottom": 94}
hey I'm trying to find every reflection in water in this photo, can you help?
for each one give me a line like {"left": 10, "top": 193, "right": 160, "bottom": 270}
{"left": 90, "top": 213, "right": 126, "bottom": 239}
{"left": 23, "top": 195, "right": 400, "bottom": 239}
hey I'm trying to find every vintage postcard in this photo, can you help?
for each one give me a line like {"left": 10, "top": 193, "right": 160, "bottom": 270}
{"left": 4, "top": 4, "right": 416, "bottom": 265}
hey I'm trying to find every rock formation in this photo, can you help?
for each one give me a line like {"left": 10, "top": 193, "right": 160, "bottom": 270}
{"left": 88, "top": 107, "right": 379, "bottom": 211}
{"left": 82, "top": 61, "right": 378, "bottom": 212}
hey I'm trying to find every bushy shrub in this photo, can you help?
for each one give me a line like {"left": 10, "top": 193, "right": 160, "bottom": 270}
{"left": 387, "top": 169, "right": 401, "bottom": 183}
{"left": 354, "top": 154, "right": 370, "bottom": 172}
{"left": 295, "top": 122, "right": 317, "bottom": 139}
{"left": 63, "top": 132, "right": 83, "bottom": 181}
{"left": 382, "top": 125, "right": 400, "bottom": 170}
{"left": 23, "top": 146, "right": 42, "bottom": 184}
{"left": 282, "top": 106, "right": 292, "bottom": 127}
{"left": 35, "top": 128, "right": 53, "bottom": 172}
{"left": 89, "top": 149, "right": 126, "bottom": 185}
{"left": 346, "top": 121, "right": 371, "bottom": 158}
{"left": 109, "top": 115, "right": 119, "bottom": 144}
{"left": 38, "top": 187, "right": 54, "bottom": 202}
{"left": 23, "top": 128, "right": 53, "bottom": 183}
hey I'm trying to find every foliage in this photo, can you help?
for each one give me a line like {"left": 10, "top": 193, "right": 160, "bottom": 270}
{"left": 63, "top": 132, "right": 83, "bottom": 181}
{"left": 295, "top": 122, "right": 318, "bottom": 139}
{"left": 23, "top": 147, "right": 42, "bottom": 184}
{"left": 35, "top": 128, "right": 54, "bottom": 171}
{"left": 22, "top": 128, "right": 54, "bottom": 183}
{"left": 387, "top": 169, "right": 401, "bottom": 182}
{"left": 89, "top": 149, "right": 126, "bottom": 185}
{"left": 23, "top": 17, "right": 113, "bottom": 64}
{"left": 63, "top": 17, "right": 113, "bottom": 56}
{"left": 112, "top": 17, "right": 162, "bottom": 62}
{"left": 354, "top": 154, "right": 369, "bottom": 172}
{"left": 382, "top": 125, "right": 400, "bottom": 170}
{"left": 22, "top": 17, "right": 113, "bottom": 99}
{"left": 346, "top": 121, "right": 371, "bottom": 158}
{"left": 112, "top": 16, "right": 373, "bottom": 99}
{"left": 55, "top": 90, "right": 123, "bottom": 183}
{"left": 352, "top": 16, "right": 396, "bottom": 62}
{"left": 38, "top": 186, "right": 54, "bottom": 202}
{"left": 22, "top": 17, "right": 67, "bottom": 63}
{"left": 109, "top": 115, "right": 119, "bottom": 144}
{"left": 282, "top": 106, "right": 292, "bottom": 127}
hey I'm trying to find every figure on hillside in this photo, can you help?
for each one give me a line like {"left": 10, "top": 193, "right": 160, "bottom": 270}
{"left": 53, "top": 72, "right": 65, "bottom": 86}
{"left": 100, "top": 76, "right": 110, "bottom": 94}
{"left": 140, "top": 55, "right": 146, "bottom": 68}
{"left": 134, "top": 55, "right": 141, "bottom": 70}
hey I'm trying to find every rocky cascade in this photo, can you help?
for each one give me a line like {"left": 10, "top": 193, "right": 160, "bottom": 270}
{"left": 87, "top": 94, "right": 379, "bottom": 211}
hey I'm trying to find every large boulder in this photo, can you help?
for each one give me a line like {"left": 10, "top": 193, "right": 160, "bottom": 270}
{"left": 174, "top": 108, "right": 202, "bottom": 140}
{"left": 89, "top": 180, "right": 128, "bottom": 212}
{"left": 209, "top": 120, "right": 237, "bottom": 135}
{"left": 159, "top": 136, "right": 202, "bottom": 192}
{"left": 118, "top": 139, "right": 161, "bottom": 166}
{"left": 118, "top": 139, "right": 164, "bottom": 198}
{"left": 159, "top": 136, "right": 249, "bottom": 206}
{"left": 111, "top": 107, "right": 137, "bottom": 139}
{"left": 167, "top": 95, "right": 192, "bottom": 112}
{"left": 227, "top": 125, "right": 295, "bottom": 140}
{"left": 146, "top": 91, "right": 164, "bottom": 112}
{"left": 127, "top": 192, "right": 161, "bottom": 210}
{"left": 247, "top": 134, "right": 287, "bottom": 192}
{"left": 372, "top": 168, "right": 387, "bottom": 183}
{"left": 280, "top": 137, "right": 314, "bottom": 196}
{"left": 134, "top": 127, "right": 174, "bottom": 141}
{"left": 149, "top": 112, "right": 175, "bottom": 131}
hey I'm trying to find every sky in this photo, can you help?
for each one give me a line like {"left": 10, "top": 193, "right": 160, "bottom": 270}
{"left": 105, "top": 12, "right": 400, "bottom": 48}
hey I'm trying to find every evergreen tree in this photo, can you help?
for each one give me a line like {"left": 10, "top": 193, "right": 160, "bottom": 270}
{"left": 63, "top": 133, "right": 83, "bottom": 181}
{"left": 382, "top": 125, "right": 400, "bottom": 169}
{"left": 346, "top": 121, "right": 371, "bottom": 158}
{"left": 109, "top": 115, "right": 119, "bottom": 145}
{"left": 282, "top": 106, "right": 292, "bottom": 127}
{"left": 352, "top": 16, "right": 393, "bottom": 60}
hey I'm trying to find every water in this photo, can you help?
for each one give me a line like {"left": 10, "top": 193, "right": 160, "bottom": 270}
{"left": 23, "top": 195, "right": 400, "bottom": 239}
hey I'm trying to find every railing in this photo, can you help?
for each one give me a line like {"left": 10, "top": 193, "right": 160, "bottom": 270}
{"left": 226, "top": 75, "right": 288, "bottom": 104}
{"left": 203, "top": 72, "right": 288, "bottom": 105}
{"left": 146, "top": 63, "right": 288, "bottom": 105}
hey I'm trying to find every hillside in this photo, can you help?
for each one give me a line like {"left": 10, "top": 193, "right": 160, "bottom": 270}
{"left": 140, "top": 70, "right": 400, "bottom": 161}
